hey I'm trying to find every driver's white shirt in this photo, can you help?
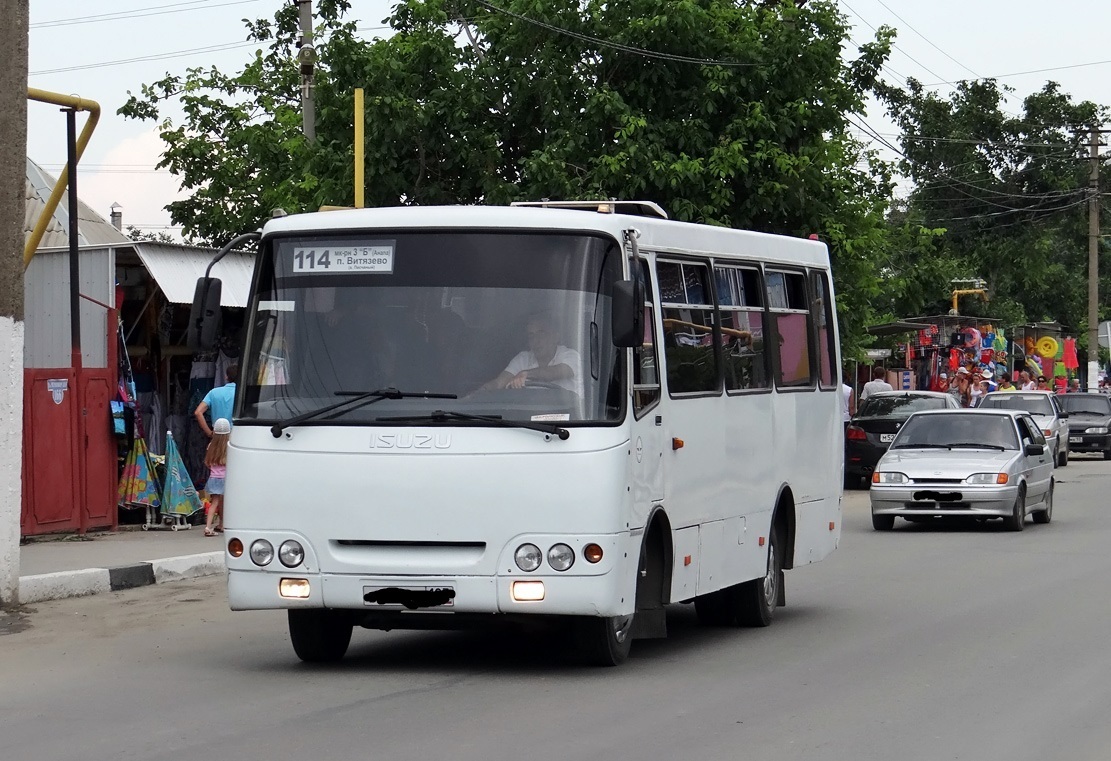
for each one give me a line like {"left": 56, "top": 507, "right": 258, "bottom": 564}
{"left": 504, "top": 345, "right": 582, "bottom": 396}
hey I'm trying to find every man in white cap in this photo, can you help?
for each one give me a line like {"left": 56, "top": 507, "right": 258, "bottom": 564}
{"left": 949, "top": 366, "right": 972, "bottom": 407}
{"left": 981, "top": 369, "right": 997, "bottom": 392}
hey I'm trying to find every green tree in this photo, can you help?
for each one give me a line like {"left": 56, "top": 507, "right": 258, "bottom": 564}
{"left": 883, "top": 79, "right": 1108, "bottom": 346}
{"left": 121, "top": 0, "right": 896, "bottom": 352}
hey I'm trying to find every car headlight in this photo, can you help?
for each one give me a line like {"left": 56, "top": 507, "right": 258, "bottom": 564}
{"left": 278, "top": 540, "right": 305, "bottom": 568}
{"left": 547, "top": 543, "right": 575, "bottom": 571}
{"left": 872, "top": 471, "right": 909, "bottom": 484}
{"left": 249, "top": 539, "right": 274, "bottom": 566}
{"left": 514, "top": 543, "right": 543, "bottom": 572}
{"left": 965, "top": 472, "right": 1008, "bottom": 485}
{"left": 1086, "top": 427, "right": 1109, "bottom": 434}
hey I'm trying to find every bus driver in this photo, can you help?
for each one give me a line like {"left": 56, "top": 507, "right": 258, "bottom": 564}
{"left": 480, "top": 312, "right": 582, "bottom": 395}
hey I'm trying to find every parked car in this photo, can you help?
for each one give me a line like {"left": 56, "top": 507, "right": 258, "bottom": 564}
{"left": 844, "top": 391, "right": 959, "bottom": 488}
{"left": 1057, "top": 392, "right": 1111, "bottom": 459}
{"left": 976, "top": 391, "right": 1070, "bottom": 467}
{"left": 869, "top": 409, "right": 1054, "bottom": 531}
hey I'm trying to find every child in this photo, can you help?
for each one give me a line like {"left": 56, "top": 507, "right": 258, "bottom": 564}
{"left": 204, "top": 417, "right": 231, "bottom": 536}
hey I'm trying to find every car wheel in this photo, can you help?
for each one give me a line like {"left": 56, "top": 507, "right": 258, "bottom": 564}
{"left": 1032, "top": 481, "right": 1053, "bottom": 525}
{"left": 1057, "top": 445, "right": 1069, "bottom": 467}
{"left": 1004, "top": 487, "right": 1026, "bottom": 532}
{"left": 872, "top": 513, "right": 895, "bottom": 531}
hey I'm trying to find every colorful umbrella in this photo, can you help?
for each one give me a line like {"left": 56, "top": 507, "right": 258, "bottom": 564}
{"left": 161, "top": 431, "right": 203, "bottom": 517}
{"left": 118, "top": 437, "right": 161, "bottom": 510}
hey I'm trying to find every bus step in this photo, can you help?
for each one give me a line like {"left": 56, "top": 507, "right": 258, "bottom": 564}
{"left": 630, "top": 608, "right": 667, "bottom": 640}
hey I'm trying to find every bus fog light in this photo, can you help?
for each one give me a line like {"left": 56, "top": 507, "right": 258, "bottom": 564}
{"left": 250, "top": 539, "right": 274, "bottom": 566}
{"left": 278, "top": 540, "right": 305, "bottom": 568}
{"left": 279, "top": 578, "right": 311, "bottom": 599}
{"left": 514, "top": 543, "right": 542, "bottom": 572}
{"left": 511, "top": 580, "right": 545, "bottom": 601}
{"left": 227, "top": 538, "right": 244, "bottom": 557}
{"left": 583, "top": 543, "right": 603, "bottom": 563}
{"left": 547, "top": 543, "right": 575, "bottom": 571}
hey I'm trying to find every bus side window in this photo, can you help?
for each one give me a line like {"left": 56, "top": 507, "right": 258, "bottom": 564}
{"left": 811, "top": 271, "right": 837, "bottom": 388}
{"left": 658, "top": 260, "right": 719, "bottom": 395}
{"left": 715, "top": 265, "right": 768, "bottom": 391}
{"left": 767, "top": 270, "right": 813, "bottom": 388}
{"left": 634, "top": 259, "right": 661, "bottom": 414}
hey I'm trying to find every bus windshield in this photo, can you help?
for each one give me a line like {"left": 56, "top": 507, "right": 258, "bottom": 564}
{"left": 238, "top": 231, "right": 625, "bottom": 426}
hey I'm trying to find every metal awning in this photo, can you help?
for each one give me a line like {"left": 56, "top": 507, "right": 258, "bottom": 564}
{"left": 866, "top": 320, "right": 930, "bottom": 336}
{"left": 134, "top": 244, "right": 255, "bottom": 307}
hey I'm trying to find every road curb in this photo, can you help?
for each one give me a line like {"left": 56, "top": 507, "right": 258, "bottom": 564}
{"left": 18, "top": 551, "right": 225, "bottom": 604}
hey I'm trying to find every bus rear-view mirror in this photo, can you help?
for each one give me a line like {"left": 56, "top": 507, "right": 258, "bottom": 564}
{"left": 611, "top": 279, "right": 643, "bottom": 348}
{"left": 188, "top": 276, "right": 223, "bottom": 351}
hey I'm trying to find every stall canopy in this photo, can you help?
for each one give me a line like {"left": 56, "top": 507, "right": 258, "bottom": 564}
{"left": 134, "top": 243, "right": 255, "bottom": 307}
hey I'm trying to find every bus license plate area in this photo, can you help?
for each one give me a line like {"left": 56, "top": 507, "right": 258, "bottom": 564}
{"left": 363, "top": 585, "right": 455, "bottom": 609}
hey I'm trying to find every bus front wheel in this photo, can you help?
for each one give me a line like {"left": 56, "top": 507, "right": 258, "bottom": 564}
{"left": 288, "top": 609, "right": 353, "bottom": 663}
{"left": 573, "top": 614, "right": 633, "bottom": 666}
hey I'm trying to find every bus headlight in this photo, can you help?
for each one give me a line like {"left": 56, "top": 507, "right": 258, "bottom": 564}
{"left": 278, "top": 540, "right": 305, "bottom": 568}
{"left": 547, "top": 544, "right": 575, "bottom": 571}
{"left": 514, "top": 543, "right": 542, "bottom": 572}
{"left": 249, "top": 539, "right": 274, "bottom": 566}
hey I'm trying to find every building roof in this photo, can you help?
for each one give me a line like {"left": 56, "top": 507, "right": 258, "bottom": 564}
{"left": 24, "top": 157, "right": 131, "bottom": 249}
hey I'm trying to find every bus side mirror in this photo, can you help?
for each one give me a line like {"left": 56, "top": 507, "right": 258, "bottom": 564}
{"left": 611, "top": 279, "right": 643, "bottom": 348}
{"left": 188, "top": 276, "right": 223, "bottom": 351}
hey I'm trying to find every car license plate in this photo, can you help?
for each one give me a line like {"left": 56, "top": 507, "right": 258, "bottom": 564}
{"left": 1069, "top": 436, "right": 1082, "bottom": 444}
{"left": 880, "top": 433, "right": 896, "bottom": 443}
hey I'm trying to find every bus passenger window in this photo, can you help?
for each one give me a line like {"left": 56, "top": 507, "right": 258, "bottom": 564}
{"left": 715, "top": 266, "right": 768, "bottom": 391}
{"left": 768, "top": 270, "right": 813, "bottom": 388}
{"left": 812, "top": 271, "right": 836, "bottom": 388}
{"left": 658, "top": 260, "right": 719, "bottom": 394}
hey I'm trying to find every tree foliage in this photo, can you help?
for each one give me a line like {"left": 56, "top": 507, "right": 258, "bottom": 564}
{"left": 121, "top": 0, "right": 896, "bottom": 353}
{"left": 881, "top": 78, "right": 1108, "bottom": 347}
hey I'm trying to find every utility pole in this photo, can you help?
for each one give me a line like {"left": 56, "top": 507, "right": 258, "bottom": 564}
{"left": 1088, "top": 126, "right": 1101, "bottom": 391}
{"left": 296, "top": 0, "right": 316, "bottom": 142}
{"left": 0, "top": 1, "right": 29, "bottom": 608}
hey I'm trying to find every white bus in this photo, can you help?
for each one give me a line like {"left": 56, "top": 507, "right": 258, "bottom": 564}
{"left": 191, "top": 200, "right": 843, "bottom": 665}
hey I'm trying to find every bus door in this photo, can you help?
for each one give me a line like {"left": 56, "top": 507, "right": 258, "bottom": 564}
{"left": 631, "top": 257, "right": 665, "bottom": 519}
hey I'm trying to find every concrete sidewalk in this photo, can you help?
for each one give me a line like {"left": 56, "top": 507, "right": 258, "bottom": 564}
{"left": 19, "top": 527, "right": 226, "bottom": 604}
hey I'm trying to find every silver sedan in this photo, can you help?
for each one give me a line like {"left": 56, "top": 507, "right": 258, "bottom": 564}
{"left": 869, "top": 409, "right": 1054, "bottom": 531}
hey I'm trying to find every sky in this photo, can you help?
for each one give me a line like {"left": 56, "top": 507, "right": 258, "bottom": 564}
{"left": 26, "top": 0, "right": 1111, "bottom": 240}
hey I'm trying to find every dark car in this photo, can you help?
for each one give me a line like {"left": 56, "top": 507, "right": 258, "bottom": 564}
{"left": 1058, "top": 392, "right": 1111, "bottom": 459}
{"left": 845, "top": 391, "right": 959, "bottom": 488}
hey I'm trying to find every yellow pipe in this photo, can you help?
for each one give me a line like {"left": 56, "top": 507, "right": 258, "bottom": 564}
{"left": 354, "top": 88, "right": 364, "bottom": 209}
{"left": 951, "top": 288, "right": 988, "bottom": 314}
{"left": 24, "top": 88, "right": 101, "bottom": 269}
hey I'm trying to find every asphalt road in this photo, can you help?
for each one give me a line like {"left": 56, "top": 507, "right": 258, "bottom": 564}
{"left": 4, "top": 457, "right": 1111, "bottom": 761}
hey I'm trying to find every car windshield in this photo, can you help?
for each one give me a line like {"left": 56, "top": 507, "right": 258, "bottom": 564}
{"left": 1058, "top": 395, "right": 1111, "bottom": 414}
{"left": 238, "top": 231, "right": 625, "bottom": 426}
{"left": 892, "top": 413, "right": 1020, "bottom": 450}
{"left": 978, "top": 393, "right": 1054, "bottom": 416}
{"left": 857, "top": 395, "right": 948, "bottom": 417}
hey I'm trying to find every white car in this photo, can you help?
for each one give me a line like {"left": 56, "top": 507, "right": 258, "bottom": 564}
{"left": 976, "top": 391, "right": 1070, "bottom": 467}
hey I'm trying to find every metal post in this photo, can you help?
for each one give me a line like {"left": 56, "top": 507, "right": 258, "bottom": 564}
{"left": 297, "top": 0, "right": 316, "bottom": 142}
{"left": 1088, "top": 126, "right": 1101, "bottom": 391}
{"left": 355, "top": 88, "right": 364, "bottom": 208}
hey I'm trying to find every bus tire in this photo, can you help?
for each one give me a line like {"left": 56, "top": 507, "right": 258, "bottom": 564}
{"left": 573, "top": 614, "right": 633, "bottom": 666}
{"left": 288, "top": 609, "right": 353, "bottom": 663}
{"left": 695, "top": 527, "right": 781, "bottom": 628}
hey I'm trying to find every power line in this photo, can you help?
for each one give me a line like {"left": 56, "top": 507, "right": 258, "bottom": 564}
{"left": 838, "top": 0, "right": 949, "bottom": 85}
{"left": 870, "top": 0, "right": 980, "bottom": 79}
{"left": 28, "top": 25, "right": 391, "bottom": 76}
{"left": 921, "top": 58, "right": 1111, "bottom": 88}
{"left": 31, "top": 0, "right": 261, "bottom": 29}
{"left": 473, "top": 0, "right": 759, "bottom": 68}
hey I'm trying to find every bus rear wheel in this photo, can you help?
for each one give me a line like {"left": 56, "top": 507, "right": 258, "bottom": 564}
{"left": 695, "top": 529, "right": 781, "bottom": 628}
{"left": 288, "top": 609, "right": 353, "bottom": 663}
{"left": 573, "top": 614, "right": 633, "bottom": 666}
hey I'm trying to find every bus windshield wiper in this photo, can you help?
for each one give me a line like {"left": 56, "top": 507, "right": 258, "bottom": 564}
{"left": 376, "top": 409, "right": 571, "bottom": 440}
{"left": 271, "top": 388, "right": 458, "bottom": 438}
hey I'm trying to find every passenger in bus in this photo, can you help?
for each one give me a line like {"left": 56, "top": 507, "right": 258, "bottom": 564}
{"left": 479, "top": 312, "right": 582, "bottom": 396}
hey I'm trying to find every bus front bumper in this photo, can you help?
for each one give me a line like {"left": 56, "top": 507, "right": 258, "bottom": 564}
{"left": 227, "top": 568, "right": 631, "bottom": 618}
